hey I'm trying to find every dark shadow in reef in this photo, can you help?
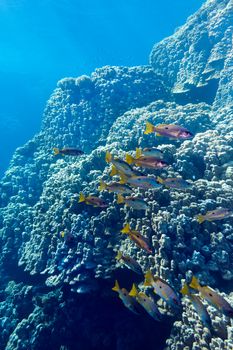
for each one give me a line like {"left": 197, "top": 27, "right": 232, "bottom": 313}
{"left": 173, "top": 78, "right": 219, "bottom": 106}
{"left": 55, "top": 270, "right": 174, "bottom": 350}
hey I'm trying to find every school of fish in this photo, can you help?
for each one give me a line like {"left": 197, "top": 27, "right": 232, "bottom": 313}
{"left": 54, "top": 121, "right": 233, "bottom": 329}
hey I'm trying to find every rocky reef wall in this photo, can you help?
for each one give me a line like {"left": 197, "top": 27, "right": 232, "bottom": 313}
{"left": 0, "top": 0, "right": 233, "bottom": 349}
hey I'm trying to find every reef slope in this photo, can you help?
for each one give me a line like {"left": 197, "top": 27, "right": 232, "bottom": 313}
{"left": 0, "top": 0, "right": 233, "bottom": 349}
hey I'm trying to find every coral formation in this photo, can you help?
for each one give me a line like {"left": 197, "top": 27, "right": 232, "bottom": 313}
{"left": 0, "top": 0, "right": 232, "bottom": 349}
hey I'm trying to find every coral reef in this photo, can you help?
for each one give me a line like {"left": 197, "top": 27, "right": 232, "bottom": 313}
{"left": 0, "top": 0, "right": 232, "bottom": 349}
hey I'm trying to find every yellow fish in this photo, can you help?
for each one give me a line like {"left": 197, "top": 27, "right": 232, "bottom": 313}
{"left": 129, "top": 283, "right": 162, "bottom": 321}
{"left": 116, "top": 251, "right": 142, "bottom": 275}
{"left": 121, "top": 223, "right": 152, "bottom": 254}
{"left": 53, "top": 147, "right": 84, "bottom": 156}
{"left": 119, "top": 174, "right": 161, "bottom": 190}
{"left": 180, "top": 283, "right": 211, "bottom": 328}
{"left": 112, "top": 280, "right": 139, "bottom": 314}
{"left": 78, "top": 193, "right": 108, "bottom": 208}
{"left": 98, "top": 180, "right": 132, "bottom": 194}
{"left": 125, "top": 154, "right": 168, "bottom": 169}
{"left": 136, "top": 147, "right": 164, "bottom": 159}
{"left": 105, "top": 151, "right": 136, "bottom": 177}
{"left": 117, "top": 194, "right": 149, "bottom": 210}
{"left": 189, "top": 276, "right": 233, "bottom": 318}
{"left": 144, "top": 270, "right": 181, "bottom": 309}
{"left": 157, "top": 176, "right": 191, "bottom": 189}
{"left": 144, "top": 121, "right": 193, "bottom": 139}
{"left": 195, "top": 208, "right": 233, "bottom": 224}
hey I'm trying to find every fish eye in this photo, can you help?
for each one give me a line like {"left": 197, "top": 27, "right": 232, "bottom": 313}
{"left": 132, "top": 198, "right": 135, "bottom": 201}
{"left": 143, "top": 298, "right": 146, "bottom": 301}
{"left": 165, "top": 127, "right": 168, "bottom": 130}
{"left": 208, "top": 293, "right": 213, "bottom": 297}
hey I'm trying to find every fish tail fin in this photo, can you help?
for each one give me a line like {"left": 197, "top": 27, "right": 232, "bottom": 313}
{"left": 119, "top": 173, "right": 128, "bottom": 184}
{"left": 144, "top": 121, "right": 155, "bottom": 135}
{"left": 135, "top": 148, "right": 142, "bottom": 159}
{"left": 116, "top": 251, "right": 123, "bottom": 261}
{"left": 121, "top": 223, "right": 131, "bottom": 234}
{"left": 144, "top": 270, "right": 153, "bottom": 286}
{"left": 112, "top": 280, "right": 120, "bottom": 292}
{"left": 180, "top": 283, "right": 189, "bottom": 296}
{"left": 53, "top": 147, "right": 60, "bottom": 155}
{"left": 98, "top": 181, "right": 106, "bottom": 191}
{"left": 110, "top": 165, "right": 118, "bottom": 177}
{"left": 129, "top": 283, "right": 138, "bottom": 297}
{"left": 105, "top": 151, "right": 112, "bottom": 163}
{"left": 117, "top": 194, "right": 125, "bottom": 204}
{"left": 157, "top": 176, "right": 164, "bottom": 184}
{"left": 78, "top": 192, "right": 86, "bottom": 203}
{"left": 189, "top": 276, "right": 200, "bottom": 290}
{"left": 125, "top": 154, "right": 135, "bottom": 165}
{"left": 60, "top": 231, "right": 65, "bottom": 238}
{"left": 196, "top": 215, "right": 205, "bottom": 224}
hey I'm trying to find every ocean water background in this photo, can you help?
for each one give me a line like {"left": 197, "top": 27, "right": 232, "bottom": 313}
{"left": 0, "top": 0, "right": 204, "bottom": 177}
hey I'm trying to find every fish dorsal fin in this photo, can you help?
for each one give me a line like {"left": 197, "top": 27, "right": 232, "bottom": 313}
{"left": 180, "top": 284, "right": 189, "bottom": 296}
{"left": 129, "top": 283, "right": 138, "bottom": 297}
{"left": 105, "top": 151, "right": 112, "bottom": 163}
{"left": 144, "top": 270, "right": 153, "bottom": 286}
{"left": 121, "top": 223, "right": 131, "bottom": 234}
{"left": 112, "top": 280, "right": 120, "bottom": 292}
{"left": 136, "top": 148, "right": 142, "bottom": 159}
{"left": 78, "top": 192, "right": 86, "bottom": 203}
{"left": 189, "top": 276, "right": 200, "bottom": 290}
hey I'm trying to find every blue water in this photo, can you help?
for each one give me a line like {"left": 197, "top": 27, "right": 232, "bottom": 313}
{"left": 0, "top": 0, "right": 204, "bottom": 177}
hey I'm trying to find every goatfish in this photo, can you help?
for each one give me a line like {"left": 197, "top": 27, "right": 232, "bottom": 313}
{"left": 144, "top": 270, "right": 181, "bottom": 309}
{"left": 112, "top": 280, "right": 139, "bottom": 314}
{"left": 180, "top": 283, "right": 211, "bottom": 328}
{"left": 120, "top": 174, "right": 161, "bottom": 190}
{"left": 125, "top": 154, "right": 168, "bottom": 169}
{"left": 144, "top": 121, "right": 193, "bottom": 139}
{"left": 157, "top": 176, "right": 192, "bottom": 189}
{"left": 129, "top": 284, "right": 162, "bottom": 321}
{"left": 98, "top": 180, "right": 133, "bottom": 194}
{"left": 136, "top": 147, "right": 164, "bottom": 159}
{"left": 117, "top": 194, "right": 149, "bottom": 210}
{"left": 78, "top": 192, "right": 108, "bottom": 208}
{"left": 105, "top": 151, "right": 136, "bottom": 177}
{"left": 196, "top": 208, "right": 233, "bottom": 224}
{"left": 53, "top": 147, "right": 84, "bottom": 156}
{"left": 189, "top": 276, "right": 233, "bottom": 318}
{"left": 116, "top": 251, "right": 143, "bottom": 275}
{"left": 121, "top": 223, "right": 152, "bottom": 254}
